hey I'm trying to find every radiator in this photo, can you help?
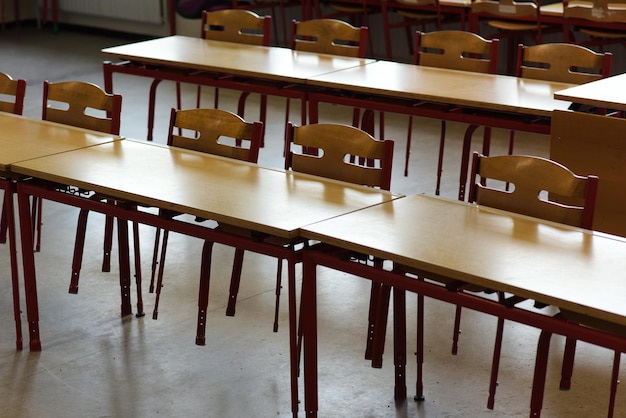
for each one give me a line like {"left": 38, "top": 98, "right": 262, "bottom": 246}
{"left": 58, "top": 0, "right": 164, "bottom": 24}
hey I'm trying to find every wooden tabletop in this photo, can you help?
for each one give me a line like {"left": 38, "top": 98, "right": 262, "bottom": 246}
{"left": 555, "top": 73, "right": 626, "bottom": 111}
{"left": 11, "top": 140, "right": 397, "bottom": 238}
{"left": 307, "top": 60, "right": 575, "bottom": 117}
{"left": 102, "top": 36, "right": 375, "bottom": 84}
{"left": 301, "top": 194, "right": 626, "bottom": 326}
{"left": 0, "top": 113, "right": 121, "bottom": 172}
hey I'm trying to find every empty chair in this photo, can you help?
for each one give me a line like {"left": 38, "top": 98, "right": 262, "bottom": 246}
{"left": 0, "top": 70, "right": 26, "bottom": 349}
{"left": 466, "top": 151, "right": 598, "bottom": 408}
{"left": 0, "top": 71, "right": 26, "bottom": 115}
{"left": 563, "top": 0, "right": 626, "bottom": 48}
{"left": 231, "top": 0, "right": 301, "bottom": 46}
{"left": 470, "top": 0, "right": 561, "bottom": 73}
{"left": 43, "top": 81, "right": 128, "bottom": 303}
{"left": 225, "top": 122, "right": 394, "bottom": 334}
{"left": 175, "top": 10, "right": 272, "bottom": 142}
{"left": 405, "top": 30, "right": 499, "bottom": 195}
{"left": 380, "top": 0, "right": 443, "bottom": 60}
{"left": 0, "top": 71, "right": 26, "bottom": 242}
{"left": 390, "top": 152, "right": 598, "bottom": 406}
{"left": 150, "top": 107, "right": 263, "bottom": 320}
{"left": 289, "top": 18, "right": 378, "bottom": 135}
{"left": 506, "top": 42, "right": 612, "bottom": 155}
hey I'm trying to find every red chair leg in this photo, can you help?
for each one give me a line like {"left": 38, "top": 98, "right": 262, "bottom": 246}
{"left": 487, "top": 317, "right": 506, "bottom": 409}
{"left": 273, "top": 258, "right": 283, "bottom": 332}
{"left": 132, "top": 219, "right": 144, "bottom": 317}
{"left": 149, "top": 227, "right": 162, "bottom": 293}
{"left": 0, "top": 197, "right": 8, "bottom": 244}
{"left": 451, "top": 304, "right": 462, "bottom": 355}
{"left": 415, "top": 289, "right": 425, "bottom": 401}
{"left": 225, "top": 248, "right": 245, "bottom": 316}
{"left": 607, "top": 351, "right": 621, "bottom": 418}
{"left": 371, "top": 283, "right": 392, "bottom": 369}
{"left": 196, "top": 240, "right": 215, "bottom": 346}
{"left": 560, "top": 337, "right": 577, "bottom": 390}
{"left": 35, "top": 197, "right": 42, "bottom": 252}
{"left": 152, "top": 229, "right": 169, "bottom": 320}
{"left": 365, "top": 281, "right": 382, "bottom": 360}
{"left": 102, "top": 212, "right": 114, "bottom": 272}
{"left": 393, "top": 286, "right": 407, "bottom": 400}
{"left": 530, "top": 329, "right": 553, "bottom": 418}
{"left": 435, "top": 120, "right": 447, "bottom": 196}
{"left": 69, "top": 207, "right": 90, "bottom": 294}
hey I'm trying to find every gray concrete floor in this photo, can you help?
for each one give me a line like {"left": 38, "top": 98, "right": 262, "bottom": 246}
{"left": 0, "top": 24, "right": 623, "bottom": 418}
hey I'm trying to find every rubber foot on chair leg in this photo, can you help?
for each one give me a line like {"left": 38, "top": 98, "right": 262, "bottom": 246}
{"left": 195, "top": 336, "right": 206, "bottom": 346}
{"left": 559, "top": 381, "right": 572, "bottom": 390}
{"left": 135, "top": 311, "right": 145, "bottom": 318}
{"left": 414, "top": 395, "right": 425, "bottom": 402}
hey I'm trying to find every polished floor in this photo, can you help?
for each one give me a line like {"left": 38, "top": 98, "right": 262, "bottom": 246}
{"left": 0, "top": 24, "right": 624, "bottom": 418}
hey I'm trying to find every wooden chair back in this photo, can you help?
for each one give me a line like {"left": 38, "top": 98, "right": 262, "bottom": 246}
{"left": 515, "top": 43, "right": 612, "bottom": 84}
{"left": 564, "top": 0, "right": 626, "bottom": 24}
{"left": 414, "top": 30, "right": 500, "bottom": 74}
{"left": 201, "top": 9, "right": 272, "bottom": 46}
{"left": 471, "top": 0, "right": 539, "bottom": 21}
{"left": 0, "top": 72, "right": 26, "bottom": 115}
{"left": 168, "top": 108, "right": 263, "bottom": 163}
{"left": 290, "top": 18, "right": 369, "bottom": 57}
{"left": 285, "top": 122, "right": 394, "bottom": 190}
{"left": 468, "top": 152, "right": 598, "bottom": 229}
{"left": 42, "top": 81, "right": 122, "bottom": 135}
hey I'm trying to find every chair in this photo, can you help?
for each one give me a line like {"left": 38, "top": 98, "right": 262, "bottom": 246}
{"left": 150, "top": 107, "right": 263, "bottom": 320}
{"left": 562, "top": 0, "right": 626, "bottom": 49}
{"left": 289, "top": 18, "right": 379, "bottom": 136}
{"left": 380, "top": 0, "right": 443, "bottom": 61}
{"left": 0, "top": 71, "right": 26, "bottom": 115}
{"left": 469, "top": 0, "right": 560, "bottom": 73}
{"left": 232, "top": 0, "right": 302, "bottom": 46}
{"left": 506, "top": 42, "right": 612, "bottom": 154}
{"left": 465, "top": 151, "right": 598, "bottom": 409}
{"left": 0, "top": 71, "right": 26, "bottom": 242}
{"left": 390, "top": 152, "right": 598, "bottom": 407}
{"left": 312, "top": 0, "right": 380, "bottom": 55}
{"left": 0, "top": 70, "right": 26, "bottom": 349}
{"left": 405, "top": 30, "right": 499, "bottom": 196}
{"left": 43, "top": 81, "right": 127, "bottom": 301}
{"left": 224, "top": 122, "right": 394, "bottom": 334}
{"left": 175, "top": 10, "right": 272, "bottom": 143}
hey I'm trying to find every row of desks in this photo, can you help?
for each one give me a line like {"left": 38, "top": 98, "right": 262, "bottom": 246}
{"left": 3, "top": 109, "right": 626, "bottom": 416}
{"left": 4, "top": 37, "right": 626, "bottom": 417}
{"left": 101, "top": 35, "right": 574, "bottom": 200}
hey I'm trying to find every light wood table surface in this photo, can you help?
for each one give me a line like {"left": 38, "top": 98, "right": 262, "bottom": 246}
{"left": 299, "top": 193, "right": 626, "bottom": 416}
{"left": 12, "top": 139, "right": 395, "bottom": 239}
{"left": 102, "top": 36, "right": 375, "bottom": 84}
{"left": 11, "top": 139, "right": 397, "bottom": 417}
{"left": 308, "top": 60, "right": 574, "bottom": 117}
{"left": 0, "top": 112, "right": 121, "bottom": 350}
{"left": 307, "top": 60, "right": 574, "bottom": 200}
{"left": 101, "top": 36, "right": 375, "bottom": 140}
{"left": 0, "top": 112, "right": 121, "bottom": 173}
{"left": 555, "top": 73, "right": 626, "bottom": 111}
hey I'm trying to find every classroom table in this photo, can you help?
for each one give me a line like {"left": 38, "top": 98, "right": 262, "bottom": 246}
{"left": 10, "top": 138, "right": 397, "bottom": 417}
{"left": 0, "top": 112, "right": 123, "bottom": 350}
{"left": 306, "top": 60, "right": 575, "bottom": 200}
{"left": 299, "top": 193, "right": 626, "bottom": 417}
{"left": 101, "top": 35, "right": 375, "bottom": 140}
{"left": 554, "top": 72, "right": 626, "bottom": 111}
